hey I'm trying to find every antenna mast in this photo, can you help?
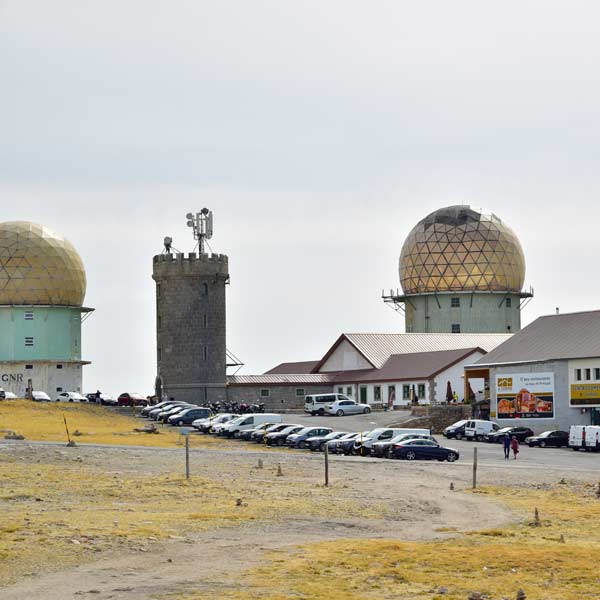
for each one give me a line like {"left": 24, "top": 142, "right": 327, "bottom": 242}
{"left": 186, "top": 208, "right": 213, "bottom": 254}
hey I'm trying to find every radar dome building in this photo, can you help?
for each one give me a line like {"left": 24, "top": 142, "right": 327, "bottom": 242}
{"left": 384, "top": 206, "right": 532, "bottom": 334}
{"left": 0, "top": 221, "right": 92, "bottom": 397}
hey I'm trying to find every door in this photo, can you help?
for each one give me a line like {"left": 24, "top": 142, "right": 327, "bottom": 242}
{"left": 359, "top": 386, "right": 368, "bottom": 404}
{"left": 345, "top": 401, "right": 360, "bottom": 414}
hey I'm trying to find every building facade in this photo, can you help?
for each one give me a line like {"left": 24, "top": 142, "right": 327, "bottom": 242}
{"left": 0, "top": 221, "right": 91, "bottom": 397}
{"left": 384, "top": 205, "right": 532, "bottom": 334}
{"left": 153, "top": 251, "right": 229, "bottom": 405}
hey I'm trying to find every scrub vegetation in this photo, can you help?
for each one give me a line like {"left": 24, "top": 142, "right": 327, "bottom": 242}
{"left": 175, "top": 483, "right": 600, "bottom": 600}
{"left": 0, "top": 400, "right": 223, "bottom": 448}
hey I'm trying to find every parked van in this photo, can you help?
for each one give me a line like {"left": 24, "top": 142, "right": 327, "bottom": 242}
{"left": 464, "top": 419, "right": 499, "bottom": 441}
{"left": 353, "top": 427, "right": 430, "bottom": 455}
{"left": 305, "top": 393, "right": 351, "bottom": 416}
{"left": 222, "top": 413, "right": 283, "bottom": 438}
{"left": 569, "top": 425, "right": 600, "bottom": 451}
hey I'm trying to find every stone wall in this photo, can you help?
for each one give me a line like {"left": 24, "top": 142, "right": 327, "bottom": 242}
{"left": 410, "top": 404, "right": 472, "bottom": 433}
{"left": 227, "top": 384, "right": 333, "bottom": 411}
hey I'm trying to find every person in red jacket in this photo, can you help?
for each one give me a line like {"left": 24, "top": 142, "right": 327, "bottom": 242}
{"left": 510, "top": 435, "right": 520, "bottom": 460}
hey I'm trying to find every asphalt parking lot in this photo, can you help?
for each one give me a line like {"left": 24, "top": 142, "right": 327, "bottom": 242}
{"left": 283, "top": 409, "right": 413, "bottom": 431}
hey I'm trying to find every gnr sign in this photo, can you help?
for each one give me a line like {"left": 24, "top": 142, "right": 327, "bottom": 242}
{"left": 1, "top": 373, "right": 24, "bottom": 383}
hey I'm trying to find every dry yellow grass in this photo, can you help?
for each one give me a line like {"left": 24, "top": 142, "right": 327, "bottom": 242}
{"left": 0, "top": 400, "right": 223, "bottom": 448}
{"left": 0, "top": 457, "right": 385, "bottom": 586}
{"left": 175, "top": 483, "right": 600, "bottom": 600}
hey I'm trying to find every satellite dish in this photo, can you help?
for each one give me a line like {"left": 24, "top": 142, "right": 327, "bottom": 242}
{"left": 164, "top": 236, "right": 173, "bottom": 252}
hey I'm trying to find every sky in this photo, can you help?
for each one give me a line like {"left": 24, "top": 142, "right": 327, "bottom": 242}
{"left": 1, "top": 1, "right": 600, "bottom": 396}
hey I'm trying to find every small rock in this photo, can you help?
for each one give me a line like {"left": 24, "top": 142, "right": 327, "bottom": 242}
{"left": 516, "top": 590, "right": 527, "bottom": 600}
{"left": 71, "top": 539, "right": 81, "bottom": 545}
{"left": 438, "top": 586, "right": 448, "bottom": 594}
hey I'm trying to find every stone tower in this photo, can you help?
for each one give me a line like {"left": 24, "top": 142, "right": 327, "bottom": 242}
{"left": 153, "top": 212, "right": 229, "bottom": 405}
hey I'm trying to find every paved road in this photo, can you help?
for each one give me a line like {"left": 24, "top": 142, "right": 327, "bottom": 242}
{"left": 278, "top": 409, "right": 413, "bottom": 431}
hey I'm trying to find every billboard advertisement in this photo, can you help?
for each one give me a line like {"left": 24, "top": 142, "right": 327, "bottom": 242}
{"left": 496, "top": 373, "right": 554, "bottom": 419}
{"left": 570, "top": 384, "right": 600, "bottom": 407}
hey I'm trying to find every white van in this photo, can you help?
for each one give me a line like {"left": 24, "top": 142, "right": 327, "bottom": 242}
{"left": 305, "top": 393, "right": 351, "bottom": 416}
{"left": 569, "top": 425, "right": 600, "bottom": 451}
{"left": 464, "top": 419, "right": 499, "bottom": 441}
{"left": 222, "top": 413, "right": 283, "bottom": 438}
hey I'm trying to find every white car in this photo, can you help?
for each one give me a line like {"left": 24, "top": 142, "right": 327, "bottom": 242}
{"left": 32, "top": 391, "right": 52, "bottom": 402}
{"left": 4, "top": 391, "right": 17, "bottom": 399}
{"left": 325, "top": 399, "right": 371, "bottom": 416}
{"left": 464, "top": 419, "right": 499, "bottom": 441}
{"left": 56, "top": 391, "right": 87, "bottom": 403}
{"left": 192, "top": 413, "right": 238, "bottom": 433}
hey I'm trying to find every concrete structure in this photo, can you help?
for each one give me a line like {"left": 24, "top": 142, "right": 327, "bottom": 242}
{"left": 227, "top": 333, "right": 510, "bottom": 410}
{"left": 153, "top": 251, "right": 229, "bottom": 405}
{"left": 0, "top": 221, "right": 92, "bottom": 397}
{"left": 465, "top": 310, "right": 600, "bottom": 433}
{"left": 384, "top": 205, "right": 533, "bottom": 334}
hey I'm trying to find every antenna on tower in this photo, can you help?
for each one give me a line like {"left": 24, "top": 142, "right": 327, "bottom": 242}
{"left": 186, "top": 208, "right": 213, "bottom": 254}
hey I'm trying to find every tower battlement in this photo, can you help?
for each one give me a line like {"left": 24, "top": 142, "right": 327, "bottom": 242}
{"left": 152, "top": 252, "right": 229, "bottom": 279}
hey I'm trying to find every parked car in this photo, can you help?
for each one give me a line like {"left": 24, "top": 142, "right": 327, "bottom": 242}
{"left": 3, "top": 391, "right": 17, "bottom": 399}
{"left": 150, "top": 403, "right": 190, "bottom": 420}
{"left": 56, "top": 391, "right": 87, "bottom": 402}
{"left": 167, "top": 407, "right": 212, "bottom": 426}
{"left": 192, "top": 413, "right": 238, "bottom": 433}
{"left": 569, "top": 425, "right": 600, "bottom": 451}
{"left": 141, "top": 400, "right": 172, "bottom": 416}
{"left": 325, "top": 399, "right": 371, "bottom": 416}
{"left": 443, "top": 420, "right": 469, "bottom": 440}
{"left": 238, "top": 422, "right": 281, "bottom": 441}
{"left": 307, "top": 431, "right": 349, "bottom": 451}
{"left": 117, "top": 392, "right": 148, "bottom": 407}
{"left": 286, "top": 427, "right": 333, "bottom": 449}
{"left": 305, "top": 393, "right": 349, "bottom": 416}
{"left": 485, "top": 426, "right": 534, "bottom": 444}
{"left": 464, "top": 419, "right": 499, "bottom": 441}
{"left": 389, "top": 439, "right": 460, "bottom": 462}
{"left": 353, "top": 428, "right": 430, "bottom": 456}
{"left": 526, "top": 430, "right": 569, "bottom": 448}
{"left": 265, "top": 425, "right": 304, "bottom": 446}
{"left": 222, "top": 414, "right": 283, "bottom": 438}
{"left": 251, "top": 423, "right": 291, "bottom": 443}
{"left": 98, "top": 394, "right": 117, "bottom": 405}
{"left": 327, "top": 432, "right": 364, "bottom": 454}
{"left": 157, "top": 404, "right": 195, "bottom": 423}
{"left": 32, "top": 391, "right": 52, "bottom": 402}
{"left": 372, "top": 432, "right": 437, "bottom": 458}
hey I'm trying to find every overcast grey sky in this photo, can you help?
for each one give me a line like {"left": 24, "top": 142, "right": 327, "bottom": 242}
{"left": 1, "top": 1, "right": 599, "bottom": 396}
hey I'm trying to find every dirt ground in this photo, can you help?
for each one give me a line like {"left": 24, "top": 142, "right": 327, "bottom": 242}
{"left": 2, "top": 437, "right": 597, "bottom": 600}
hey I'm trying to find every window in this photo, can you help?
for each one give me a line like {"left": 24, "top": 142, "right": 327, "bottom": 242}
{"left": 337, "top": 387, "right": 343, "bottom": 394}
{"left": 295, "top": 388, "right": 305, "bottom": 397}
{"left": 451, "top": 297, "right": 460, "bottom": 308}
{"left": 203, "top": 346, "right": 208, "bottom": 361}
{"left": 451, "top": 324, "right": 461, "bottom": 333}
{"left": 586, "top": 368, "right": 592, "bottom": 381}
{"left": 576, "top": 369, "right": 582, "bottom": 381}
{"left": 595, "top": 368, "right": 600, "bottom": 380}
{"left": 202, "top": 282, "right": 209, "bottom": 296}
{"left": 418, "top": 384, "right": 426, "bottom": 399}
{"left": 374, "top": 386, "right": 381, "bottom": 402}
{"left": 56, "top": 387, "right": 63, "bottom": 392}
{"left": 402, "top": 385, "right": 411, "bottom": 400}
{"left": 24, "top": 337, "right": 34, "bottom": 346}
{"left": 158, "top": 348, "right": 162, "bottom": 361}
{"left": 260, "top": 389, "right": 270, "bottom": 398}
{"left": 505, "top": 298, "right": 512, "bottom": 308}
{"left": 346, "top": 387, "right": 353, "bottom": 396}
{"left": 24, "top": 311, "right": 34, "bottom": 320}
{"left": 56, "top": 364, "right": 63, "bottom": 370}
{"left": 25, "top": 364, "right": 33, "bottom": 370}
{"left": 157, "top": 283, "right": 161, "bottom": 297}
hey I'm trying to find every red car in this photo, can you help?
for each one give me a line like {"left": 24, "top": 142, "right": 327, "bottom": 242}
{"left": 117, "top": 392, "right": 148, "bottom": 407}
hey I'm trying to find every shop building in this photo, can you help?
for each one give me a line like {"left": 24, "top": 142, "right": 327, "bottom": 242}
{"left": 465, "top": 310, "right": 600, "bottom": 433}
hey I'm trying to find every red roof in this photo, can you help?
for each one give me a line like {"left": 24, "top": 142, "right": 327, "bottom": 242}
{"left": 264, "top": 360, "right": 320, "bottom": 375}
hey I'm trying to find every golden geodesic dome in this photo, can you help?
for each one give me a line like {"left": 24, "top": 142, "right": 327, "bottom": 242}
{"left": 0, "top": 221, "right": 86, "bottom": 306}
{"left": 399, "top": 206, "right": 525, "bottom": 295}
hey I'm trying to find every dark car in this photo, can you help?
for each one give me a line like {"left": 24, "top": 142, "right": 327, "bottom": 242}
{"left": 266, "top": 425, "right": 303, "bottom": 446}
{"left": 156, "top": 404, "right": 194, "bottom": 423}
{"left": 372, "top": 433, "right": 437, "bottom": 458}
{"left": 117, "top": 392, "right": 148, "bottom": 407}
{"left": 251, "top": 423, "right": 290, "bottom": 443}
{"left": 285, "top": 427, "right": 333, "bottom": 449}
{"left": 443, "top": 420, "right": 468, "bottom": 440}
{"left": 526, "top": 430, "right": 569, "bottom": 448}
{"left": 390, "top": 439, "right": 459, "bottom": 462}
{"left": 327, "top": 432, "right": 362, "bottom": 455}
{"left": 167, "top": 407, "right": 211, "bottom": 426}
{"left": 237, "top": 423, "right": 279, "bottom": 441}
{"left": 485, "top": 426, "right": 534, "bottom": 444}
{"left": 307, "top": 431, "right": 349, "bottom": 451}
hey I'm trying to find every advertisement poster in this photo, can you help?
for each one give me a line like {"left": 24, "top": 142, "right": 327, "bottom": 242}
{"left": 496, "top": 373, "right": 554, "bottom": 419}
{"left": 570, "top": 384, "right": 600, "bottom": 407}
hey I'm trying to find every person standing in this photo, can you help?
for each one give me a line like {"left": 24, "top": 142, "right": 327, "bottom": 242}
{"left": 503, "top": 433, "right": 511, "bottom": 460}
{"left": 510, "top": 435, "right": 520, "bottom": 460}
